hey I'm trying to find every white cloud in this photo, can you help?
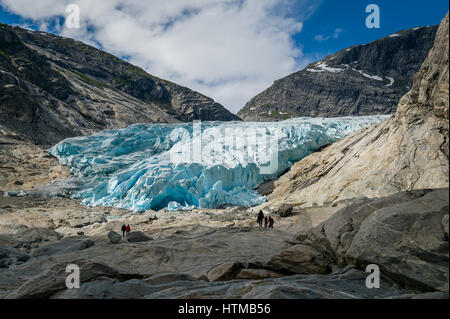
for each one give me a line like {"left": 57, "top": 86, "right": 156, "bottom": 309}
{"left": 0, "top": 0, "right": 321, "bottom": 113}
{"left": 314, "top": 27, "right": 344, "bottom": 42}
{"left": 313, "top": 34, "right": 329, "bottom": 42}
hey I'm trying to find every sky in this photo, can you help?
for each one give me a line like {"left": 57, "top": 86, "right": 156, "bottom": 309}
{"left": 0, "top": 0, "right": 448, "bottom": 114}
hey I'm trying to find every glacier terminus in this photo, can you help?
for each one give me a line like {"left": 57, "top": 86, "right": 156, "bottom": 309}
{"left": 48, "top": 116, "right": 389, "bottom": 212}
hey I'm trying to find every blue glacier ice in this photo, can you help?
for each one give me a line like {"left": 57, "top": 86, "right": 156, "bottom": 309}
{"left": 48, "top": 116, "right": 389, "bottom": 212}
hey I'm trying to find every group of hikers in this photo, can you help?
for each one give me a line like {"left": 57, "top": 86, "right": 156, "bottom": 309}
{"left": 120, "top": 211, "right": 273, "bottom": 235}
{"left": 257, "top": 211, "right": 274, "bottom": 229}
{"left": 121, "top": 224, "right": 131, "bottom": 237}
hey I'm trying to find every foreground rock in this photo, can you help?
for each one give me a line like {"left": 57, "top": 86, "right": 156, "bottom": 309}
{"left": 3, "top": 261, "right": 411, "bottom": 299}
{"left": 0, "top": 198, "right": 296, "bottom": 298}
{"left": 0, "top": 197, "right": 132, "bottom": 236}
{"left": 16, "top": 228, "right": 63, "bottom": 244}
{"left": 5, "top": 260, "right": 130, "bottom": 299}
{"left": 51, "top": 265, "right": 408, "bottom": 299}
{"left": 268, "top": 244, "right": 331, "bottom": 275}
{"left": 0, "top": 245, "right": 30, "bottom": 268}
{"left": 207, "top": 262, "right": 244, "bottom": 282}
{"left": 268, "top": 189, "right": 449, "bottom": 292}
{"left": 274, "top": 204, "right": 294, "bottom": 218}
{"left": 32, "top": 238, "right": 95, "bottom": 257}
{"left": 443, "top": 215, "right": 449, "bottom": 240}
{"left": 1, "top": 186, "right": 447, "bottom": 299}
{"left": 0, "top": 189, "right": 447, "bottom": 299}
{"left": 108, "top": 231, "right": 122, "bottom": 244}
{"left": 237, "top": 269, "right": 284, "bottom": 280}
{"left": 127, "top": 231, "right": 151, "bottom": 243}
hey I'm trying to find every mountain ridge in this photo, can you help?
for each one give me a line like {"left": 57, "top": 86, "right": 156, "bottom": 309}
{"left": 258, "top": 13, "right": 448, "bottom": 209}
{"left": 238, "top": 25, "right": 438, "bottom": 121}
{"left": 0, "top": 23, "right": 240, "bottom": 147}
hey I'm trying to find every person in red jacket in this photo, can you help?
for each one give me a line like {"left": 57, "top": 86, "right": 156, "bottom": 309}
{"left": 126, "top": 224, "right": 131, "bottom": 236}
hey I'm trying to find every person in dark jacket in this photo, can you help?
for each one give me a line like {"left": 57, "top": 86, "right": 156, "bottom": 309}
{"left": 264, "top": 216, "right": 269, "bottom": 228}
{"left": 268, "top": 216, "right": 274, "bottom": 229}
{"left": 121, "top": 224, "right": 127, "bottom": 237}
{"left": 257, "top": 211, "right": 264, "bottom": 227}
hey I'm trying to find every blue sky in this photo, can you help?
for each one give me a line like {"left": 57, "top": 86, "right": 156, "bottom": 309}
{"left": 0, "top": 0, "right": 448, "bottom": 112}
{"left": 295, "top": 0, "right": 449, "bottom": 62}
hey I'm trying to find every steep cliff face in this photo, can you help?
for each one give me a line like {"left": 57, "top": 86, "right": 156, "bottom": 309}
{"left": 0, "top": 24, "right": 239, "bottom": 147}
{"left": 260, "top": 13, "right": 448, "bottom": 208}
{"left": 238, "top": 26, "right": 438, "bottom": 121}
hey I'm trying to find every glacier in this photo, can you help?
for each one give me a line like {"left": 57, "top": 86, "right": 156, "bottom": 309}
{"left": 48, "top": 116, "right": 389, "bottom": 212}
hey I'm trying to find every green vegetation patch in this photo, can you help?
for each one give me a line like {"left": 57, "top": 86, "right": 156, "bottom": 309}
{"left": 393, "top": 78, "right": 408, "bottom": 88}
{"left": 113, "top": 73, "right": 134, "bottom": 86}
{"left": 0, "top": 49, "right": 10, "bottom": 58}
{"left": 71, "top": 70, "right": 106, "bottom": 89}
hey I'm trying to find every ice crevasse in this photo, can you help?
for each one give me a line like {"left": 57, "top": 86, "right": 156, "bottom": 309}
{"left": 48, "top": 116, "right": 389, "bottom": 212}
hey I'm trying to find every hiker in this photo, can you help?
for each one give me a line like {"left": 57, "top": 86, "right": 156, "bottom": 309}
{"left": 257, "top": 211, "right": 264, "bottom": 227}
{"left": 268, "top": 216, "right": 274, "bottom": 229}
{"left": 126, "top": 224, "right": 131, "bottom": 236}
{"left": 264, "top": 216, "right": 269, "bottom": 228}
{"left": 121, "top": 224, "right": 127, "bottom": 237}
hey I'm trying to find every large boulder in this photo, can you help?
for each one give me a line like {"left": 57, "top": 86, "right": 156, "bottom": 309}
{"left": 127, "top": 231, "right": 151, "bottom": 243}
{"left": 5, "top": 260, "right": 121, "bottom": 299}
{"left": 270, "top": 189, "right": 449, "bottom": 292}
{"left": 78, "top": 240, "right": 95, "bottom": 251}
{"left": 32, "top": 238, "right": 95, "bottom": 257}
{"left": 144, "top": 265, "right": 406, "bottom": 299}
{"left": 52, "top": 278, "right": 156, "bottom": 299}
{"left": 268, "top": 244, "right": 331, "bottom": 275}
{"left": 345, "top": 190, "right": 449, "bottom": 292}
{"left": 108, "top": 231, "right": 122, "bottom": 244}
{"left": 275, "top": 204, "right": 293, "bottom": 218}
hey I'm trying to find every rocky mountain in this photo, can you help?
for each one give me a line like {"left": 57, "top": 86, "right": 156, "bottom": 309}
{"left": 0, "top": 23, "right": 240, "bottom": 147}
{"left": 258, "top": 13, "right": 448, "bottom": 210}
{"left": 238, "top": 25, "right": 438, "bottom": 121}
